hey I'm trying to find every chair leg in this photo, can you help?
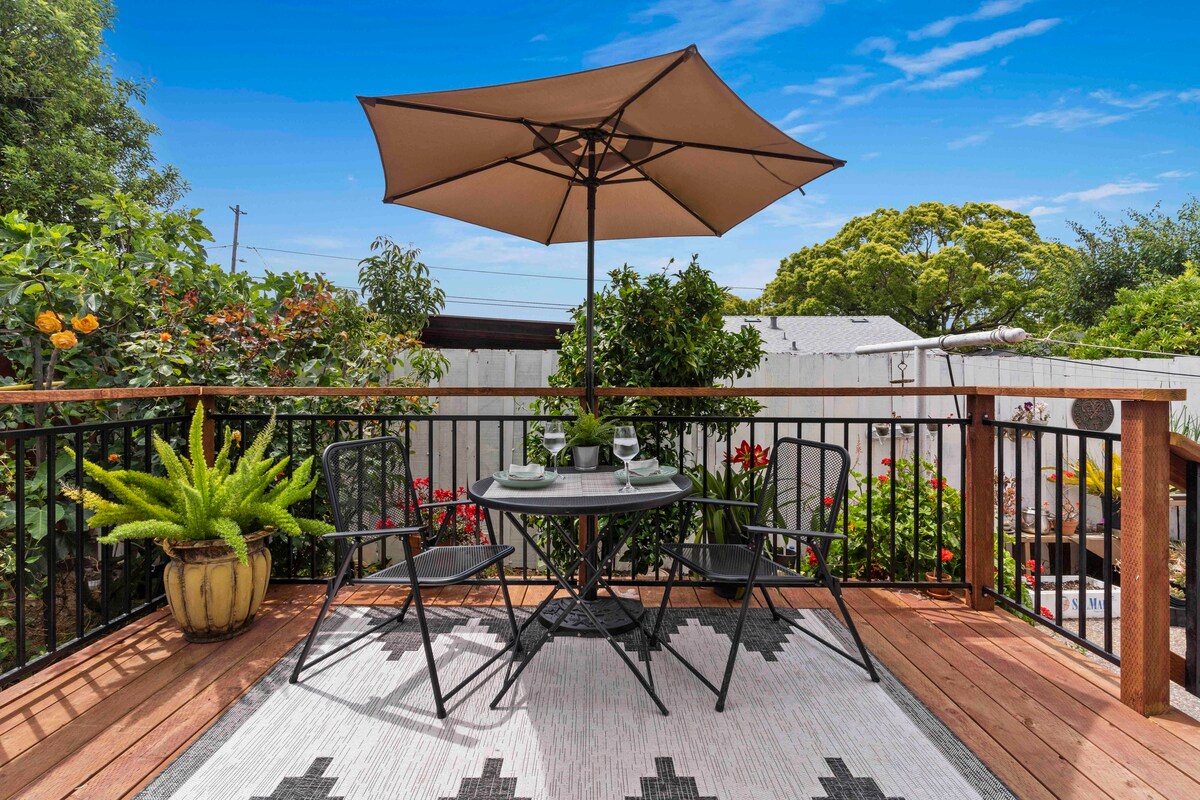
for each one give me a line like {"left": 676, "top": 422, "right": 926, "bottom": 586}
{"left": 650, "top": 558, "right": 680, "bottom": 646}
{"left": 291, "top": 543, "right": 357, "bottom": 684}
{"left": 760, "top": 586, "right": 783, "bottom": 621}
{"left": 496, "top": 566, "right": 523, "bottom": 655}
{"left": 823, "top": 567, "right": 879, "bottom": 683}
{"left": 410, "top": 582, "right": 447, "bottom": 718}
{"left": 716, "top": 571, "right": 757, "bottom": 712}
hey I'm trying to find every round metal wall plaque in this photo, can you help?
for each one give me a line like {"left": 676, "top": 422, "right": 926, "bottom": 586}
{"left": 1071, "top": 398, "right": 1114, "bottom": 431}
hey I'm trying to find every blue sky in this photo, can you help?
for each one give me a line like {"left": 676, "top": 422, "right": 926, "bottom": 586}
{"left": 109, "top": 0, "right": 1199, "bottom": 320}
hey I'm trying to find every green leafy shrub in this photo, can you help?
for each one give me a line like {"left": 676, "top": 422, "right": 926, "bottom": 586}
{"left": 62, "top": 404, "right": 332, "bottom": 564}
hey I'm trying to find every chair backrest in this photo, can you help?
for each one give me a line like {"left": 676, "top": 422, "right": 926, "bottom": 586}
{"left": 755, "top": 438, "right": 850, "bottom": 551}
{"left": 322, "top": 437, "right": 423, "bottom": 539}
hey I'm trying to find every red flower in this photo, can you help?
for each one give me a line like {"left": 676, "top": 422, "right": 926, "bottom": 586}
{"left": 822, "top": 496, "right": 834, "bottom": 507}
{"left": 881, "top": 457, "right": 893, "bottom": 467}
{"left": 929, "top": 478, "right": 947, "bottom": 490}
{"left": 725, "top": 440, "right": 770, "bottom": 471}
{"left": 806, "top": 547, "right": 818, "bottom": 567}
{"left": 1046, "top": 472, "right": 1058, "bottom": 483}
{"left": 1025, "top": 559, "right": 1042, "bottom": 575}
{"left": 1039, "top": 607, "right": 1054, "bottom": 620}
{"left": 940, "top": 548, "right": 953, "bottom": 562}
{"left": 877, "top": 474, "right": 890, "bottom": 483}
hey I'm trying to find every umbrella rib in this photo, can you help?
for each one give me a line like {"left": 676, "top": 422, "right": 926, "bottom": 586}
{"left": 611, "top": 132, "right": 844, "bottom": 167}
{"left": 523, "top": 122, "right": 586, "bottom": 182}
{"left": 607, "top": 147, "right": 721, "bottom": 236}
{"left": 599, "top": 46, "right": 695, "bottom": 129}
{"left": 368, "top": 97, "right": 598, "bottom": 135}
{"left": 544, "top": 134, "right": 594, "bottom": 245}
{"left": 599, "top": 144, "right": 683, "bottom": 182}
{"left": 385, "top": 134, "right": 583, "bottom": 202}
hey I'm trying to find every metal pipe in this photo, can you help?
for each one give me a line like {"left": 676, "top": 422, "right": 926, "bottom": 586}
{"left": 854, "top": 326, "right": 1028, "bottom": 355}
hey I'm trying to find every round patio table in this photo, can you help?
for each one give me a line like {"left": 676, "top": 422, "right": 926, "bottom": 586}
{"left": 469, "top": 467, "right": 691, "bottom": 635}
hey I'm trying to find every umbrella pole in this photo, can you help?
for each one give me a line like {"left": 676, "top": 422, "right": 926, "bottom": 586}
{"left": 585, "top": 179, "right": 596, "bottom": 412}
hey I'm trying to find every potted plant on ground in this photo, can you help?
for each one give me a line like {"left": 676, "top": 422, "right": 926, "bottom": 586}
{"left": 62, "top": 404, "right": 332, "bottom": 642}
{"left": 564, "top": 404, "right": 613, "bottom": 471}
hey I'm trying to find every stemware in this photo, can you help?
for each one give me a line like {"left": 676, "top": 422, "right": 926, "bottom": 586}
{"left": 612, "top": 425, "right": 640, "bottom": 494}
{"left": 542, "top": 420, "right": 567, "bottom": 480}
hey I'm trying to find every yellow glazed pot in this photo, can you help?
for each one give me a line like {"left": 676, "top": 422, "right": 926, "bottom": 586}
{"left": 161, "top": 530, "right": 272, "bottom": 642}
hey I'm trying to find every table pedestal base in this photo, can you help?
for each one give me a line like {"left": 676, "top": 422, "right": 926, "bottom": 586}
{"left": 537, "top": 597, "right": 645, "bottom": 635}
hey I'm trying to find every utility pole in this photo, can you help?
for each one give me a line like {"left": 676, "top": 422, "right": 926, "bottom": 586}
{"left": 229, "top": 204, "right": 247, "bottom": 273}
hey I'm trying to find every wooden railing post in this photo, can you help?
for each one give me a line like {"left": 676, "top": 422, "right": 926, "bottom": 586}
{"left": 965, "top": 393, "right": 996, "bottom": 611}
{"left": 1121, "top": 400, "right": 1172, "bottom": 715}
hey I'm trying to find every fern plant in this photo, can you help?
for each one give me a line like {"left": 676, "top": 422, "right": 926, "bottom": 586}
{"left": 63, "top": 403, "right": 333, "bottom": 564}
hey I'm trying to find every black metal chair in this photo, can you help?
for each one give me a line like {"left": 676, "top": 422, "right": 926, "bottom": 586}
{"left": 653, "top": 437, "right": 879, "bottom": 711}
{"left": 290, "top": 436, "right": 521, "bottom": 718}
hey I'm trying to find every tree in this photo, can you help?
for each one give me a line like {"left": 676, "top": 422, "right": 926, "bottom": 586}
{"left": 0, "top": 0, "right": 184, "bottom": 227}
{"left": 546, "top": 257, "right": 764, "bottom": 420}
{"left": 760, "top": 202, "right": 1076, "bottom": 337}
{"left": 1076, "top": 263, "right": 1200, "bottom": 357}
{"left": 356, "top": 237, "right": 445, "bottom": 335}
{"left": 1053, "top": 198, "right": 1200, "bottom": 328}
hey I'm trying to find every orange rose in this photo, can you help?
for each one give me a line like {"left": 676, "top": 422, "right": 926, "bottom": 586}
{"left": 71, "top": 314, "right": 99, "bottom": 334}
{"left": 35, "top": 311, "right": 62, "bottom": 334}
{"left": 50, "top": 331, "right": 78, "bottom": 349}
{"left": 159, "top": 332, "right": 172, "bottom": 342}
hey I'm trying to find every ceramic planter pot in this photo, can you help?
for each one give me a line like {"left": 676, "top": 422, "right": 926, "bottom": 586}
{"left": 161, "top": 529, "right": 272, "bottom": 643}
{"left": 572, "top": 445, "right": 600, "bottom": 471}
{"left": 923, "top": 571, "right": 954, "bottom": 600}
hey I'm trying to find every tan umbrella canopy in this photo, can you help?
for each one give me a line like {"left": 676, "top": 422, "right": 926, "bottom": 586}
{"left": 360, "top": 45, "right": 843, "bottom": 403}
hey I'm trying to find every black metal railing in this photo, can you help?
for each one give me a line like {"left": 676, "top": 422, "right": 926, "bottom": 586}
{"left": 1, "top": 414, "right": 184, "bottom": 685}
{"left": 985, "top": 418, "right": 1122, "bottom": 663}
{"left": 212, "top": 411, "right": 969, "bottom": 590}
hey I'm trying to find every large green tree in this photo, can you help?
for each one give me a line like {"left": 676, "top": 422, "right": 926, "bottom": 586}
{"left": 1076, "top": 263, "right": 1200, "bottom": 357}
{"left": 0, "top": 0, "right": 184, "bottom": 226}
{"left": 1053, "top": 198, "right": 1200, "bottom": 328}
{"left": 761, "top": 202, "right": 1076, "bottom": 337}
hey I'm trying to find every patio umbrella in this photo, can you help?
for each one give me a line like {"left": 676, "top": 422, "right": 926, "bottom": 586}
{"left": 360, "top": 45, "right": 843, "bottom": 406}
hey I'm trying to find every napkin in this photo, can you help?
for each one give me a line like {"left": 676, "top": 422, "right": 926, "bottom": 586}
{"left": 507, "top": 463, "right": 545, "bottom": 480}
{"left": 627, "top": 458, "right": 660, "bottom": 476}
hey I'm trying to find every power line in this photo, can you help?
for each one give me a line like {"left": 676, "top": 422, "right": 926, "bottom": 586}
{"left": 1034, "top": 335, "right": 1189, "bottom": 359}
{"left": 210, "top": 244, "right": 768, "bottom": 291}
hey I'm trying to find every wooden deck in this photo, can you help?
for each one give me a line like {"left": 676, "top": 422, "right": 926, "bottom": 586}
{"left": 2, "top": 583, "right": 1199, "bottom": 800}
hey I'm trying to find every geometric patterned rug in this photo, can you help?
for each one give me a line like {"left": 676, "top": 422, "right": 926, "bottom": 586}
{"left": 137, "top": 606, "right": 1015, "bottom": 800}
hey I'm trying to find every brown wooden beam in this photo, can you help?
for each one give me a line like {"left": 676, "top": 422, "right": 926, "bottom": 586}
{"left": 965, "top": 393, "right": 996, "bottom": 611}
{"left": 1120, "top": 400, "right": 1172, "bottom": 715}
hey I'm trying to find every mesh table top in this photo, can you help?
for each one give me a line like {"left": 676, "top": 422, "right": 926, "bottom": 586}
{"left": 469, "top": 467, "right": 691, "bottom": 515}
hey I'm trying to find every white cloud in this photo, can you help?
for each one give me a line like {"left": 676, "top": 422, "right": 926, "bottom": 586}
{"left": 1016, "top": 107, "right": 1130, "bottom": 130}
{"left": 987, "top": 195, "right": 1043, "bottom": 209}
{"left": 529, "top": 33, "right": 549, "bottom": 43}
{"left": 1026, "top": 205, "right": 1065, "bottom": 217}
{"left": 1178, "top": 89, "right": 1200, "bottom": 102}
{"left": 783, "top": 70, "right": 872, "bottom": 97}
{"left": 841, "top": 79, "right": 906, "bottom": 107}
{"left": 911, "top": 66, "right": 987, "bottom": 90}
{"left": 760, "top": 193, "right": 848, "bottom": 230}
{"left": 1053, "top": 181, "right": 1157, "bottom": 204}
{"left": 947, "top": 132, "right": 991, "bottom": 149}
{"left": 908, "top": 0, "right": 1036, "bottom": 40}
{"left": 861, "top": 151, "right": 881, "bottom": 159}
{"left": 1141, "top": 149, "right": 1176, "bottom": 158}
{"left": 1089, "top": 89, "right": 1171, "bottom": 109}
{"left": 1157, "top": 170, "right": 1195, "bottom": 179}
{"left": 587, "top": 0, "right": 829, "bottom": 64}
{"left": 881, "top": 18, "right": 1060, "bottom": 75}
{"left": 785, "top": 122, "right": 823, "bottom": 136}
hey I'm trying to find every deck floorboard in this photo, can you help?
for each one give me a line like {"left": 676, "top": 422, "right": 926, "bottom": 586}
{"left": 3, "top": 584, "right": 1197, "bottom": 800}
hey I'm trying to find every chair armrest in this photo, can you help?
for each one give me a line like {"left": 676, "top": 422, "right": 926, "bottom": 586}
{"left": 322, "top": 525, "right": 425, "bottom": 544}
{"left": 420, "top": 499, "right": 473, "bottom": 511}
{"left": 743, "top": 525, "right": 846, "bottom": 542}
{"left": 684, "top": 497, "right": 758, "bottom": 509}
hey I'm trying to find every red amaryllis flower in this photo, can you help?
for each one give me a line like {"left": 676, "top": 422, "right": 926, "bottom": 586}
{"left": 940, "top": 548, "right": 953, "bottom": 562}
{"left": 725, "top": 440, "right": 770, "bottom": 471}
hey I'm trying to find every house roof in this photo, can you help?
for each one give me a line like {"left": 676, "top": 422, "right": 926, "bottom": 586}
{"left": 722, "top": 315, "right": 921, "bottom": 354}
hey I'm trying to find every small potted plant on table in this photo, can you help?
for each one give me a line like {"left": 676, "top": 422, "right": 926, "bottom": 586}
{"left": 63, "top": 404, "right": 332, "bottom": 642}
{"left": 565, "top": 404, "right": 614, "bottom": 471}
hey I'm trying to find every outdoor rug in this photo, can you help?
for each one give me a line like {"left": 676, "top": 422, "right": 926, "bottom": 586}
{"left": 138, "top": 605, "right": 1015, "bottom": 800}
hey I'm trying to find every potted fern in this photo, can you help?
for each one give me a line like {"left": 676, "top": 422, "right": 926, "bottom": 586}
{"left": 565, "top": 404, "right": 614, "bottom": 471}
{"left": 63, "top": 404, "right": 332, "bottom": 642}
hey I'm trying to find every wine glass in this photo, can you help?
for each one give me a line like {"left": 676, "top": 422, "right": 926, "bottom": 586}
{"left": 612, "top": 425, "right": 640, "bottom": 494}
{"left": 542, "top": 421, "right": 566, "bottom": 480}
